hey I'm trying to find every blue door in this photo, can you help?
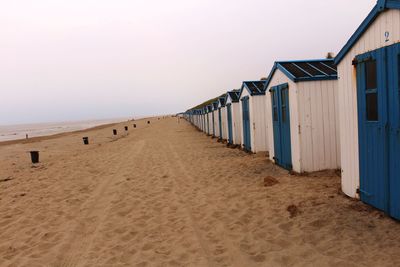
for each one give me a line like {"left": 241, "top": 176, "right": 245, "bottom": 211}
{"left": 227, "top": 104, "right": 233, "bottom": 144}
{"left": 357, "top": 43, "right": 400, "bottom": 219}
{"left": 388, "top": 43, "right": 400, "bottom": 219}
{"left": 218, "top": 108, "right": 223, "bottom": 140}
{"left": 241, "top": 97, "right": 251, "bottom": 151}
{"left": 271, "top": 83, "right": 292, "bottom": 170}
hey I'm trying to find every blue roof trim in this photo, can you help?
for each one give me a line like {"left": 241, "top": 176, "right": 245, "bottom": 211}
{"left": 334, "top": 0, "right": 400, "bottom": 65}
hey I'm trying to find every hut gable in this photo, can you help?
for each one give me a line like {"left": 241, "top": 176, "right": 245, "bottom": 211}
{"left": 335, "top": 0, "right": 400, "bottom": 65}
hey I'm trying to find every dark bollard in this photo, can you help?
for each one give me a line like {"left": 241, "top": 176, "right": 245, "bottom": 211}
{"left": 125, "top": 126, "right": 128, "bottom": 131}
{"left": 30, "top": 151, "right": 39, "bottom": 164}
{"left": 133, "top": 124, "right": 136, "bottom": 128}
{"left": 113, "top": 129, "right": 117, "bottom": 135}
{"left": 83, "top": 137, "right": 89, "bottom": 145}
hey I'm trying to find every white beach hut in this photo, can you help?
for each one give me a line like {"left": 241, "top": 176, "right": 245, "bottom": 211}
{"left": 334, "top": 0, "right": 400, "bottom": 219}
{"left": 218, "top": 96, "right": 228, "bottom": 141}
{"left": 225, "top": 90, "right": 242, "bottom": 145}
{"left": 206, "top": 105, "right": 213, "bottom": 136}
{"left": 212, "top": 101, "right": 219, "bottom": 138}
{"left": 238, "top": 81, "right": 268, "bottom": 153}
{"left": 264, "top": 59, "right": 340, "bottom": 172}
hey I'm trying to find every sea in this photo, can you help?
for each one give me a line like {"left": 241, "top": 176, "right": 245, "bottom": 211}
{"left": 0, "top": 118, "right": 130, "bottom": 142}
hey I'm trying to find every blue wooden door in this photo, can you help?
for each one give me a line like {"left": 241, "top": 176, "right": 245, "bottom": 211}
{"left": 241, "top": 97, "right": 251, "bottom": 151}
{"left": 271, "top": 83, "right": 292, "bottom": 170}
{"left": 357, "top": 43, "right": 400, "bottom": 219}
{"left": 388, "top": 43, "right": 400, "bottom": 219}
{"left": 218, "top": 108, "right": 223, "bottom": 139}
{"left": 357, "top": 48, "right": 388, "bottom": 213}
{"left": 227, "top": 104, "right": 233, "bottom": 144}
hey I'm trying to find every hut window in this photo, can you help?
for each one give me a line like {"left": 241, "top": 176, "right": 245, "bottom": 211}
{"left": 366, "top": 93, "right": 378, "bottom": 121}
{"left": 365, "top": 60, "right": 377, "bottom": 90}
{"left": 272, "top": 91, "right": 278, "bottom": 121}
{"left": 281, "top": 89, "right": 287, "bottom": 123}
{"left": 365, "top": 60, "right": 378, "bottom": 121}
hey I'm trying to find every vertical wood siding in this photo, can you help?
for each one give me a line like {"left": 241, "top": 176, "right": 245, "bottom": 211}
{"left": 208, "top": 113, "right": 213, "bottom": 135}
{"left": 338, "top": 9, "right": 400, "bottom": 198}
{"left": 232, "top": 103, "right": 242, "bottom": 145}
{"left": 251, "top": 96, "right": 269, "bottom": 153}
{"left": 221, "top": 107, "right": 227, "bottom": 139}
{"left": 297, "top": 80, "right": 340, "bottom": 172}
{"left": 213, "top": 110, "right": 220, "bottom": 137}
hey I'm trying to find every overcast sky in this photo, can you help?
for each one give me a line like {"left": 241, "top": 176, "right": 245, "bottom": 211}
{"left": 0, "top": 0, "right": 376, "bottom": 125}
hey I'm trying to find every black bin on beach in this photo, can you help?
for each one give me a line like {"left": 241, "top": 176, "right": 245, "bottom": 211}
{"left": 30, "top": 151, "right": 39, "bottom": 164}
{"left": 125, "top": 126, "right": 128, "bottom": 131}
{"left": 133, "top": 124, "right": 136, "bottom": 128}
{"left": 113, "top": 129, "right": 117, "bottom": 135}
{"left": 83, "top": 137, "right": 89, "bottom": 145}
{"left": 147, "top": 121, "right": 150, "bottom": 124}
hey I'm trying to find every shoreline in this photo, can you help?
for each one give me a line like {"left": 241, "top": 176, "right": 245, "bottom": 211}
{"left": 0, "top": 121, "right": 124, "bottom": 147}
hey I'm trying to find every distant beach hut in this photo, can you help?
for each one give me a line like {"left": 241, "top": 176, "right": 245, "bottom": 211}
{"left": 225, "top": 89, "right": 241, "bottom": 145}
{"left": 238, "top": 81, "right": 268, "bottom": 153}
{"left": 203, "top": 106, "right": 208, "bottom": 133}
{"left": 264, "top": 59, "right": 339, "bottom": 172}
{"left": 334, "top": 0, "right": 400, "bottom": 219}
{"left": 207, "top": 105, "right": 214, "bottom": 135}
{"left": 212, "top": 101, "right": 219, "bottom": 137}
{"left": 218, "top": 95, "right": 227, "bottom": 141}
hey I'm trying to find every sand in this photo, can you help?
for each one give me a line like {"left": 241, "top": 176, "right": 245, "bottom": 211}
{"left": 1, "top": 117, "right": 400, "bottom": 267}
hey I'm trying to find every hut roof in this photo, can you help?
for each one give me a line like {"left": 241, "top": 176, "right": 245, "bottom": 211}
{"left": 264, "top": 59, "right": 338, "bottom": 90}
{"left": 239, "top": 81, "right": 267, "bottom": 98}
{"left": 226, "top": 90, "right": 240, "bottom": 103}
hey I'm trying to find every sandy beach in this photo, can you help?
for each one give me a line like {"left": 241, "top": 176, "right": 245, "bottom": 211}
{"left": 1, "top": 117, "right": 400, "bottom": 267}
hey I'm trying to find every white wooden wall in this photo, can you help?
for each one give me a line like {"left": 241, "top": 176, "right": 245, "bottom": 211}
{"left": 202, "top": 114, "right": 206, "bottom": 132}
{"left": 338, "top": 9, "right": 400, "bottom": 198}
{"left": 297, "top": 80, "right": 340, "bottom": 172}
{"left": 226, "top": 96, "right": 242, "bottom": 145}
{"left": 232, "top": 102, "right": 242, "bottom": 145}
{"left": 251, "top": 96, "right": 268, "bottom": 153}
{"left": 208, "top": 113, "right": 213, "bottom": 135}
{"left": 213, "top": 110, "right": 220, "bottom": 137}
{"left": 225, "top": 106, "right": 230, "bottom": 141}
{"left": 221, "top": 107, "right": 227, "bottom": 140}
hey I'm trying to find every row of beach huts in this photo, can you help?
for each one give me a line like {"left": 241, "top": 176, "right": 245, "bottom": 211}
{"left": 183, "top": 0, "right": 400, "bottom": 220}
